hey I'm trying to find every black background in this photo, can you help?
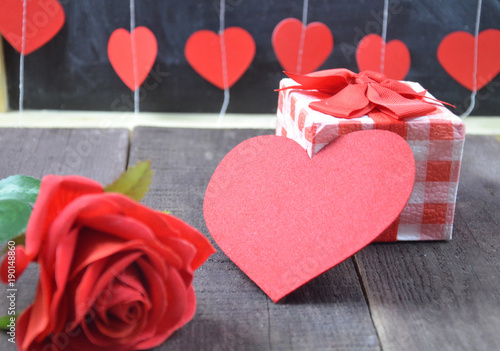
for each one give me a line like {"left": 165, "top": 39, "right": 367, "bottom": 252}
{"left": 4, "top": 0, "right": 500, "bottom": 115}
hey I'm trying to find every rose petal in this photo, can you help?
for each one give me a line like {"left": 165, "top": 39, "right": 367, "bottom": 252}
{"left": 0, "top": 245, "right": 29, "bottom": 283}
{"left": 135, "top": 264, "right": 193, "bottom": 349}
{"left": 42, "top": 194, "right": 121, "bottom": 267}
{"left": 24, "top": 175, "right": 103, "bottom": 265}
{"left": 72, "top": 258, "right": 107, "bottom": 328}
{"left": 21, "top": 265, "right": 56, "bottom": 348}
{"left": 69, "top": 230, "right": 162, "bottom": 280}
{"left": 96, "top": 194, "right": 216, "bottom": 268}
{"left": 107, "top": 301, "right": 143, "bottom": 323}
{"left": 73, "top": 252, "right": 142, "bottom": 326}
{"left": 157, "top": 236, "right": 197, "bottom": 285}
{"left": 90, "top": 277, "right": 149, "bottom": 344}
{"left": 93, "top": 305, "right": 143, "bottom": 340}
{"left": 16, "top": 305, "right": 33, "bottom": 350}
{"left": 97, "top": 266, "right": 151, "bottom": 323}
{"left": 92, "top": 306, "right": 144, "bottom": 344}
{"left": 106, "top": 258, "right": 166, "bottom": 347}
{"left": 160, "top": 213, "right": 216, "bottom": 270}
{"left": 81, "top": 260, "right": 164, "bottom": 348}
{"left": 75, "top": 214, "right": 184, "bottom": 270}
{"left": 66, "top": 326, "right": 135, "bottom": 351}
{"left": 99, "top": 194, "right": 174, "bottom": 235}
{"left": 49, "top": 192, "right": 214, "bottom": 272}
{"left": 48, "top": 227, "right": 80, "bottom": 333}
{"left": 115, "top": 266, "right": 151, "bottom": 310}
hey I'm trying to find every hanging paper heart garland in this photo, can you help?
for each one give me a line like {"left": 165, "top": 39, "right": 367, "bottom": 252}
{"left": 437, "top": 29, "right": 500, "bottom": 91}
{"left": 272, "top": 18, "right": 334, "bottom": 74}
{"left": 356, "top": 34, "right": 410, "bottom": 81}
{"left": 185, "top": 27, "right": 256, "bottom": 89}
{"left": 108, "top": 27, "right": 158, "bottom": 91}
{"left": 0, "top": 0, "right": 65, "bottom": 55}
{"left": 204, "top": 130, "right": 415, "bottom": 302}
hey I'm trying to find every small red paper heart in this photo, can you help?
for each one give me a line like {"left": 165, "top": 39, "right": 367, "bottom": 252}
{"left": 0, "top": 0, "right": 65, "bottom": 55}
{"left": 108, "top": 27, "right": 158, "bottom": 91}
{"left": 272, "top": 18, "right": 333, "bottom": 74}
{"left": 356, "top": 34, "right": 410, "bottom": 80}
{"left": 437, "top": 29, "right": 500, "bottom": 91}
{"left": 185, "top": 27, "right": 256, "bottom": 90}
{"left": 204, "top": 130, "right": 415, "bottom": 302}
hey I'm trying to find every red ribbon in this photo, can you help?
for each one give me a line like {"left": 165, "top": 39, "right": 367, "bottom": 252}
{"left": 279, "top": 69, "right": 453, "bottom": 120}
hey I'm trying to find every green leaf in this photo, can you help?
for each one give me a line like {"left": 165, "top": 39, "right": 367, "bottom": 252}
{"left": 0, "top": 175, "right": 39, "bottom": 244}
{"left": 0, "top": 175, "right": 41, "bottom": 204}
{"left": 0, "top": 315, "right": 17, "bottom": 330}
{"left": 104, "top": 160, "right": 153, "bottom": 202}
{"left": 0, "top": 199, "right": 32, "bottom": 243}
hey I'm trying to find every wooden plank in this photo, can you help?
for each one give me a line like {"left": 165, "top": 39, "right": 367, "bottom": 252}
{"left": 129, "top": 127, "right": 381, "bottom": 351}
{"left": 354, "top": 135, "right": 500, "bottom": 351}
{"left": 0, "top": 128, "right": 129, "bottom": 350}
{"left": 0, "top": 38, "right": 8, "bottom": 112}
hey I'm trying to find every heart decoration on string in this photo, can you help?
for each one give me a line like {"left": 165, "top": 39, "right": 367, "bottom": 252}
{"left": 0, "top": 0, "right": 65, "bottom": 55}
{"left": 437, "top": 29, "right": 500, "bottom": 91}
{"left": 356, "top": 34, "right": 410, "bottom": 81}
{"left": 272, "top": 18, "right": 333, "bottom": 74}
{"left": 204, "top": 130, "right": 415, "bottom": 302}
{"left": 108, "top": 27, "right": 158, "bottom": 91}
{"left": 185, "top": 27, "right": 256, "bottom": 89}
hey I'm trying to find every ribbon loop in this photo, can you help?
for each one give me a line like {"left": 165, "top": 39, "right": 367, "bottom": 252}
{"left": 310, "top": 84, "right": 371, "bottom": 119}
{"left": 281, "top": 68, "right": 453, "bottom": 120}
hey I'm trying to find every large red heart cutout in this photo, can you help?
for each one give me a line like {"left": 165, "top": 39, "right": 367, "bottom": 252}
{"left": 272, "top": 18, "right": 333, "bottom": 74}
{"left": 437, "top": 29, "right": 500, "bottom": 91}
{"left": 204, "top": 130, "right": 415, "bottom": 302}
{"left": 356, "top": 34, "right": 410, "bottom": 80}
{"left": 108, "top": 27, "right": 158, "bottom": 91}
{"left": 185, "top": 27, "right": 256, "bottom": 89}
{"left": 0, "top": 0, "right": 65, "bottom": 55}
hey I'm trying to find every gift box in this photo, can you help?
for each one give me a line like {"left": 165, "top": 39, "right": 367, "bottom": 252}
{"left": 276, "top": 70, "right": 466, "bottom": 241}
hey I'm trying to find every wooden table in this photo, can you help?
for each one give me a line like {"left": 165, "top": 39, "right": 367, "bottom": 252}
{"left": 0, "top": 127, "right": 498, "bottom": 351}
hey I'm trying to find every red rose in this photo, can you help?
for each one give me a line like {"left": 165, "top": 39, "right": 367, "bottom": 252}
{"left": 1, "top": 175, "right": 215, "bottom": 351}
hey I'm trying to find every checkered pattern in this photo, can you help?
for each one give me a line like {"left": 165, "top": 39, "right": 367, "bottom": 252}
{"left": 276, "top": 78, "right": 466, "bottom": 241}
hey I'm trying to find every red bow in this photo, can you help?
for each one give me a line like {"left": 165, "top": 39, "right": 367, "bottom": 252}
{"left": 280, "top": 69, "right": 453, "bottom": 120}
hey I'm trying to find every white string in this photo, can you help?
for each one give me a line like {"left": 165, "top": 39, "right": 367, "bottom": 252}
{"left": 130, "top": 0, "right": 139, "bottom": 115}
{"left": 217, "top": 0, "right": 230, "bottom": 126}
{"left": 380, "top": 0, "right": 389, "bottom": 74}
{"left": 296, "top": 0, "right": 309, "bottom": 74}
{"left": 18, "top": 0, "right": 28, "bottom": 126}
{"left": 461, "top": 0, "right": 483, "bottom": 119}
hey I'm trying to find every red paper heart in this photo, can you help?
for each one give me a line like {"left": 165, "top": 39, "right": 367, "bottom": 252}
{"left": 437, "top": 29, "right": 500, "bottom": 91}
{"left": 185, "top": 27, "right": 256, "bottom": 89}
{"left": 272, "top": 18, "right": 333, "bottom": 74}
{"left": 108, "top": 27, "right": 158, "bottom": 91}
{"left": 0, "top": 0, "right": 65, "bottom": 55}
{"left": 356, "top": 34, "right": 410, "bottom": 80}
{"left": 204, "top": 130, "right": 415, "bottom": 302}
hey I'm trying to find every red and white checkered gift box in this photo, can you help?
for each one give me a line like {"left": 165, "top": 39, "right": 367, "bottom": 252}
{"left": 276, "top": 78, "right": 466, "bottom": 241}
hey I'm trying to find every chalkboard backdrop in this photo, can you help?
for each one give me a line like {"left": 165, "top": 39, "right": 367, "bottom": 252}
{"left": 3, "top": 0, "right": 500, "bottom": 115}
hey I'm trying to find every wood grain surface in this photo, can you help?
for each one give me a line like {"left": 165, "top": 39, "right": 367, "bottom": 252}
{"left": 0, "top": 128, "right": 498, "bottom": 350}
